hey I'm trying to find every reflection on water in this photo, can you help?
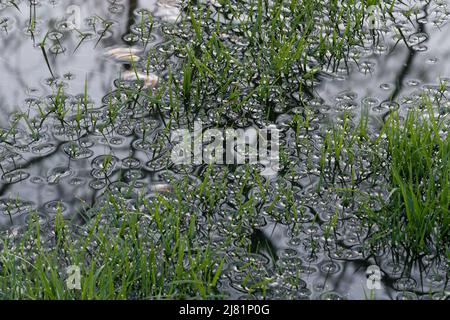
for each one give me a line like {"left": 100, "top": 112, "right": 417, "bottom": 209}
{"left": 0, "top": 0, "right": 449, "bottom": 300}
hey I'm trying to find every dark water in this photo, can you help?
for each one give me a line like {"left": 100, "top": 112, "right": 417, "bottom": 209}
{"left": 0, "top": 0, "right": 449, "bottom": 299}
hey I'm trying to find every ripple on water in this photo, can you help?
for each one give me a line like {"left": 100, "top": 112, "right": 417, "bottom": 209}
{"left": 47, "top": 166, "right": 74, "bottom": 184}
{"left": 319, "top": 291, "right": 346, "bottom": 300}
{"left": 393, "top": 277, "right": 417, "bottom": 291}
{"left": 63, "top": 142, "right": 94, "bottom": 160}
{"left": 0, "top": 0, "right": 449, "bottom": 300}
{"left": 25, "top": 212, "right": 49, "bottom": 226}
{"left": 43, "top": 200, "right": 67, "bottom": 214}
{"left": 31, "top": 143, "right": 57, "bottom": 155}
{"left": 319, "top": 261, "right": 341, "bottom": 275}
{"left": 2, "top": 170, "right": 30, "bottom": 184}
{"left": 0, "top": 198, "right": 35, "bottom": 216}
{"left": 89, "top": 179, "right": 107, "bottom": 190}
